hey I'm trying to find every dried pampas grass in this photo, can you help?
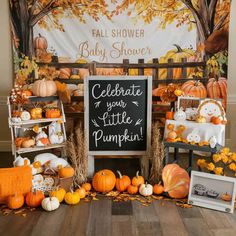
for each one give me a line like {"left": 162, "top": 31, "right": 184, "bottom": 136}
{"left": 149, "top": 121, "right": 165, "bottom": 184}
{"left": 67, "top": 121, "right": 88, "bottom": 187}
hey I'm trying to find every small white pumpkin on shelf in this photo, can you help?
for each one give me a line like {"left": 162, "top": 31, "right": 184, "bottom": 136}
{"left": 20, "top": 111, "right": 31, "bottom": 121}
{"left": 41, "top": 197, "right": 60, "bottom": 212}
{"left": 209, "top": 136, "right": 217, "bottom": 148}
{"left": 174, "top": 108, "right": 186, "bottom": 121}
{"left": 139, "top": 182, "right": 153, "bottom": 196}
{"left": 49, "top": 133, "right": 64, "bottom": 144}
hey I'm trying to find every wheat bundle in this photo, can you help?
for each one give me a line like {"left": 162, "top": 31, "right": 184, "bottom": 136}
{"left": 149, "top": 121, "right": 165, "bottom": 184}
{"left": 67, "top": 121, "right": 88, "bottom": 187}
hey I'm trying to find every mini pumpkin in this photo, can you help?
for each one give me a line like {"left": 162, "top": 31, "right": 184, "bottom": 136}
{"left": 30, "top": 108, "right": 43, "bottom": 119}
{"left": 221, "top": 192, "right": 231, "bottom": 202}
{"left": 49, "top": 186, "right": 66, "bottom": 203}
{"left": 167, "top": 131, "right": 177, "bottom": 140}
{"left": 196, "top": 115, "right": 207, "bottom": 123}
{"left": 7, "top": 194, "right": 24, "bottom": 209}
{"left": 82, "top": 183, "right": 92, "bottom": 192}
{"left": 92, "top": 169, "right": 116, "bottom": 193}
{"left": 64, "top": 190, "right": 80, "bottom": 205}
{"left": 166, "top": 110, "right": 174, "bottom": 120}
{"left": 131, "top": 171, "right": 144, "bottom": 187}
{"left": 127, "top": 185, "right": 138, "bottom": 195}
{"left": 21, "top": 139, "right": 35, "bottom": 148}
{"left": 153, "top": 183, "right": 164, "bottom": 195}
{"left": 25, "top": 190, "right": 45, "bottom": 208}
{"left": 116, "top": 170, "right": 131, "bottom": 192}
{"left": 36, "top": 138, "right": 50, "bottom": 147}
{"left": 139, "top": 182, "right": 153, "bottom": 196}
{"left": 75, "top": 187, "right": 86, "bottom": 199}
{"left": 58, "top": 165, "right": 75, "bottom": 178}
{"left": 41, "top": 197, "right": 60, "bottom": 211}
{"left": 211, "top": 116, "right": 221, "bottom": 125}
{"left": 174, "top": 108, "right": 186, "bottom": 121}
{"left": 45, "top": 108, "right": 61, "bottom": 118}
{"left": 15, "top": 137, "right": 30, "bottom": 148}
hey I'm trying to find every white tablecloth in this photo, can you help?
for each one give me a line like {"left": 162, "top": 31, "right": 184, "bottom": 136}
{"left": 164, "top": 120, "right": 225, "bottom": 145}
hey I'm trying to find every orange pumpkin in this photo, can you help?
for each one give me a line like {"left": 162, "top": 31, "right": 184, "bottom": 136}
{"left": 116, "top": 170, "right": 131, "bottom": 192}
{"left": 75, "top": 187, "right": 86, "bottom": 199}
{"left": 162, "top": 164, "right": 190, "bottom": 199}
{"left": 127, "top": 185, "right": 138, "bottom": 195}
{"left": 131, "top": 171, "right": 144, "bottom": 187}
{"left": 7, "top": 194, "right": 24, "bottom": 209}
{"left": 25, "top": 190, "right": 45, "bottom": 208}
{"left": 45, "top": 108, "right": 61, "bottom": 118}
{"left": 153, "top": 183, "right": 164, "bottom": 195}
{"left": 15, "top": 137, "right": 30, "bottom": 147}
{"left": 211, "top": 116, "right": 221, "bottom": 125}
{"left": 181, "top": 80, "right": 207, "bottom": 98}
{"left": 166, "top": 111, "right": 174, "bottom": 120}
{"left": 58, "top": 166, "right": 75, "bottom": 178}
{"left": 221, "top": 192, "right": 231, "bottom": 201}
{"left": 34, "top": 34, "right": 48, "bottom": 50}
{"left": 207, "top": 77, "right": 227, "bottom": 109}
{"left": 167, "top": 131, "right": 177, "bottom": 140}
{"left": 92, "top": 169, "right": 116, "bottom": 193}
{"left": 82, "top": 183, "right": 91, "bottom": 192}
{"left": 22, "top": 90, "right": 33, "bottom": 97}
{"left": 59, "top": 68, "right": 71, "bottom": 79}
{"left": 38, "top": 138, "right": 50, "bottom": 146}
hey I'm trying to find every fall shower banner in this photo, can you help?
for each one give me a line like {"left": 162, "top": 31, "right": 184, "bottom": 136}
{"left": 9, "top": 0, "right": 231, "bottom": 107}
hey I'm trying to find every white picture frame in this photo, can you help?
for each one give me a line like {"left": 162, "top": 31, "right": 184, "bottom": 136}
{"left": 84, "top": 75, "right": 152, "bottom": 156}
{"left": 177, "top": 96, "right": 200, "bottom": 121}
{"left": 188, "top": 171, "right": 236, "bottom": 213}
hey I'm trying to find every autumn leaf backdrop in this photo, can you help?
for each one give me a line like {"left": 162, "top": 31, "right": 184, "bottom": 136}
{"left": 9, "top": 0, "right": 231, "bottom": 99}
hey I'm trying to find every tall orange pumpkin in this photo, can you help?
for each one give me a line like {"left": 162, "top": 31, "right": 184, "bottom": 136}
{"left": 116, "top": 170, "right": 131, "bottom": 192}
{"left": 207, "top": 77, "right": 227, "bottom": 109}
{"left": 92, "top": 169, "right": 116, "bottom": 193}
{"left": 181, "top": 80, "right": 207, "bottom": 98}
{"left": 162, "top": 164, "right": 190, "bottom": 199}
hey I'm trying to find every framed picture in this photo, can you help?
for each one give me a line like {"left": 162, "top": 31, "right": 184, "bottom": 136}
{"left": 177, "top": 96, "right": 200, "bottom": 120}
{"left": 188, "top": 171, "right": 236, "bottom": 213}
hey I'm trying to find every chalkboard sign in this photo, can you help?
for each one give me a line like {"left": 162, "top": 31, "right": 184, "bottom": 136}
{"left": 85, "top": 76, "right": 152, "bottom": 155}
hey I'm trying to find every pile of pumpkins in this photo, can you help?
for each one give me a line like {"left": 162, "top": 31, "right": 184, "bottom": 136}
{"left": 6, "top": 182, "right": 92, "bottom": 212}
{"left": 92, "top": 164, "right": 190, "bottom": 198}
{"left": 5, "top": 164, "right": 190, "bottom": 212}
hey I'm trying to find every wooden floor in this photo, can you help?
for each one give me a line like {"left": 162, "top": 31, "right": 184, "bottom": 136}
{"left": 0, "top": 152, "right": 236, "bottom": 236}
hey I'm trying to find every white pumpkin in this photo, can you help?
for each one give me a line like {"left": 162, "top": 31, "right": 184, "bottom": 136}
{"left": 13, "top": 155, "right": 30, "bottom": 167}
{"left": 49, "top": 134, "right": 64, "bottom": 144}
{"left": 41, "top": 197, "right": 60, "bottom": 211}
{"left": 32, "top": 79, "right": 57, "bottom": 97}
{"left": 186, "top": 129, "right": 201, "bottom": 143}
{"left": 174, "top": 108, "right": 186, "bottom": 121}
{"left": 11, "top": 117, "right": 21, "bottom": 123}
{"left": 139, "top": 183, "right": 153, "bottom": 196}
{"left": 36, "top": 131, "right": 47, "bottom": 141}
{"left": 20, "top": 111, "right": 31, "bottom": 121}
{"left": 48, "top": 158, "right": 69, "bottom": 171}
{"left": 34, "top": 153, "right": 58, "bottom": 165}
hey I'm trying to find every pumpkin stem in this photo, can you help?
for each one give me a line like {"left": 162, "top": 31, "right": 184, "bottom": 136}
{"left": 173, "top": 44, "right": 183, "bottom": 53}
{"left": 117, "top": 170, "right": 122, "bottom": 179}
{"left": 136, "top": 171, "right": 139, "bottom": 178}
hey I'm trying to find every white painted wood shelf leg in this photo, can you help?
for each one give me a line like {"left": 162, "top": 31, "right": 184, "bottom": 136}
{"left": 88, "top": 155, "right": 95, "bottom": 178}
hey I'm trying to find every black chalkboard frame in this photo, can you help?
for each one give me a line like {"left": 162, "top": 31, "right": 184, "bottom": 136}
{"left": 84, "top": 76, "right": 152, "bottom": 156}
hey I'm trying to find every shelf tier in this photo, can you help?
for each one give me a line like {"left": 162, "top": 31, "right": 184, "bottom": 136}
{"left": 14, "top": 143, "right": 66, "bottom": 154}
{"left": 9, "top": 117, "right": 65, "bottom": 126}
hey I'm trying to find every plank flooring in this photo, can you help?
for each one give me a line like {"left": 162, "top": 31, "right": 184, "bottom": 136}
{"left": 1, "top": 152, "right": 236, "bottom": 236}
